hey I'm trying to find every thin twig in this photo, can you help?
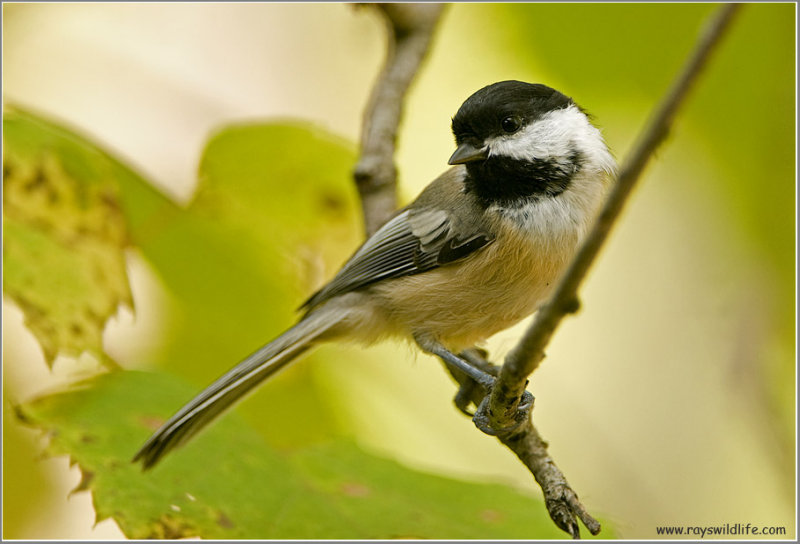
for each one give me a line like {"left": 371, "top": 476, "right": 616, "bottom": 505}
{"left": 443, "top": 359, "right": 600, "bottom": 538}
{"left": 499, "top": 421, "right": 600, "bottom": 538}
{"left": 353, "top": 3, "right": 444, "bottom": 236}
{"left": 487, "top": 3, "right": 742, "bottom": 431}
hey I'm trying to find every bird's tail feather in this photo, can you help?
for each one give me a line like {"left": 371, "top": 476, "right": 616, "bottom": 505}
{"left": 133, "top": 310, "right": 339, "bottom": 469}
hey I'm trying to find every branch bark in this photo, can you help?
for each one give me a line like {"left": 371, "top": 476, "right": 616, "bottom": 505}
{"left": 353, "top": 3, "right": 444, "bottom": 236}
{"left": 445, "top": 358, "right": 599, "bottom": 538}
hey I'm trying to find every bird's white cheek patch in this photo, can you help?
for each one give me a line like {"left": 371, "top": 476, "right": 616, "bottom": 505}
{"left": 487, "top": 105, "right": 598, "bottom": 163}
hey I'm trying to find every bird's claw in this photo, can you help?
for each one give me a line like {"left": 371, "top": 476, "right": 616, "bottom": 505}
{"left": 472, "top": 389, "right": 534, "bottom": 436}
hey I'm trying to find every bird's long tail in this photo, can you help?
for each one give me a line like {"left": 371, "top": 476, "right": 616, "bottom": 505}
{"left": 133, "top": 309, "right": 339, "bottom": 469}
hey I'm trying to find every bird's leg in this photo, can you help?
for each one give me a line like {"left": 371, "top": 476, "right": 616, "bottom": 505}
{"left": 415, "top": 336, "right": 533, "bottom": 435}
{"left": 460, "top": 347, "right": 499, "bottom": 375}
{"left": 448, "top": 347, "right": 499, "bottom": 415}
{"left": 417, "top": 337, "right": 495, "bottom": 389}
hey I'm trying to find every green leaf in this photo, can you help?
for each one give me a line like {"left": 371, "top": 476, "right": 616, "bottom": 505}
{"left": 193, "top": 122, "right": 362, "bottom": 269}
{"left": 1, "top": 108, "right": 366, "bottom": 448}
{"left": 2, "top": 107, "right": 135, "bottom": 365}
{"left": 128, "top": 122, "right": 365, "bottom": 448}
{"left": 15, "top": 371, "right": 584, "bottom": 539}
{"left": 146, "top": 121, "right": 363, "bottom": 377}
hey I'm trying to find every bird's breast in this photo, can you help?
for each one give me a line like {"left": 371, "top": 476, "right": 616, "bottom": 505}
{"left": 371, "top": 206, "right": 582, "bottom": 350}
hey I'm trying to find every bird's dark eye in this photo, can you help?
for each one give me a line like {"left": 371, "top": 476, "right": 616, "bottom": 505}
{"left": 501, "top": 116, "right": 521, "bottom": 133}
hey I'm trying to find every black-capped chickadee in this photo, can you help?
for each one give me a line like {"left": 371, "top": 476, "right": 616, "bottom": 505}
{"left": 134, "top": 80, "right": 616, "bottom": 468}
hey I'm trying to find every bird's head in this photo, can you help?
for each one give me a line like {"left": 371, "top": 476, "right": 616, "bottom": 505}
{"left": 450, "top": 81, "right": 615, "bottom": 207}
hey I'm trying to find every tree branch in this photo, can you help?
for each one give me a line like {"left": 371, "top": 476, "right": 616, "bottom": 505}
{"left": 353, "top": 3, "right": 444, "bottom": 236}
{"left": 444, "top": 357, "right": 600, "bottom": 538}
{"left": 486, "top": 3, "right": 742, "bottom": 431}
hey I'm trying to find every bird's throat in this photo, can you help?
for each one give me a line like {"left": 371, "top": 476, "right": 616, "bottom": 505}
{"left": 464, "top": 152, "right": 583, "bottom": 208}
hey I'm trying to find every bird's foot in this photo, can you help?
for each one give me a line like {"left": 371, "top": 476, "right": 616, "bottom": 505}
{"left": 418, "top": 337, "right": 534, "bottom": 434}
{"left": 472, "top": 389, "right": 534, "bottom": 436}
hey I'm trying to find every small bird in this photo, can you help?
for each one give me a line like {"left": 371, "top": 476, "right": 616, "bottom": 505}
{"left": 134, "top": 80, "right": 616, "bottom": 469}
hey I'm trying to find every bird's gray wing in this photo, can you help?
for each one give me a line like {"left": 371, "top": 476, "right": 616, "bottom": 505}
{"left": 301, "top": 207, "right": 493, "bottom": 311}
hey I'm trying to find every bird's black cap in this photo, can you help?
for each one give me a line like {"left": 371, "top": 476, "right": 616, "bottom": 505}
{"left": 451, "top": 81, "right": 574, "bottom": 143}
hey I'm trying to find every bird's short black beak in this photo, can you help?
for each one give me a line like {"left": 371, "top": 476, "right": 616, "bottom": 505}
{"left": 448, "top": 142, "right": 489, "bottom": 165}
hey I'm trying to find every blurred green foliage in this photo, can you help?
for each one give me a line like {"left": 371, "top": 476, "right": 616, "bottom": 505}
{"left": 126, "top": 122, "right": 363, "bottom": 447}
{"left": 17, "top": 370, "right": 580, "bottom": 539}
{"left": 2, "top": 400, "right": 58, "bottom": 537}
{"left": 3, "top": 108, "right": 132, "bottom": 364}
{"left": 500, "top": 3, "right": 794, "bottom": 283}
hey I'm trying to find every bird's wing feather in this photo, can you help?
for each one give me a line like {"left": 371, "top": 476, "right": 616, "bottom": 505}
{"left": 301, "top": 206, "right": 493, "bottom": 310}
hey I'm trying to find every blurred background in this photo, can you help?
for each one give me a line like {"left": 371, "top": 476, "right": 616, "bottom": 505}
{"left": 2, "top": 3, "right": 795, "bottom": 539}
